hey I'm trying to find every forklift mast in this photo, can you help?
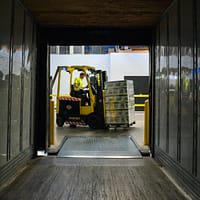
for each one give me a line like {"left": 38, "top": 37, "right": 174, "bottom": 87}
{"left": 93, "top": 70, "right": 107, "bottom": 115}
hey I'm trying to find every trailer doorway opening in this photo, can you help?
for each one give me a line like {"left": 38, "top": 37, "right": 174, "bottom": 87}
{"left": 47, "top": 45, "right": 150, "bottom": 158}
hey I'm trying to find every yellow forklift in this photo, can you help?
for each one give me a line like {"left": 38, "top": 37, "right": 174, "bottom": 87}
{"left": 50, "top": 65, "right": 107, "bottom": 129}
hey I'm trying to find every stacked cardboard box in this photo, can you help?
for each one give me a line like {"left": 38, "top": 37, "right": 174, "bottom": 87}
{"left": 105, "top": 80, "right": 135, "bottom": 126}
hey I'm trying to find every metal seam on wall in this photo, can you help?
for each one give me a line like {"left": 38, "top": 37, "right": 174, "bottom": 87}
{"left": 166, "top": 12, "right": 170, "bottom": 154}
{"left": 20, "top": 10, "right": 26, "bottom": 152}
{"left": 150, "top": 37, "right": 156, "bottom": 157}
{"left": 29, "top": 23, "right": 35, "bottom": 146}
{"left": 192, "top": 0, "right": 198, "bottom": 177}
{"left": 177, "top": 0, "right": 181, "bottom": 163}
{"left": 7, "top": 0, "right": 15, "bottom": 161}
{"left": 157, "top": 24, "right": 161, "bottom": 147}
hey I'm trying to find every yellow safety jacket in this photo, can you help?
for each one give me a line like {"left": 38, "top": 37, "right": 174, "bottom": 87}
{"left": 74, "top": 77, "right": 83, "bottom": 91}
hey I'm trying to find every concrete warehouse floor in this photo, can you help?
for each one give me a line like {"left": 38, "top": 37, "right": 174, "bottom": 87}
{"left": 48, "top": 111, "right": 149, "bottom": 155}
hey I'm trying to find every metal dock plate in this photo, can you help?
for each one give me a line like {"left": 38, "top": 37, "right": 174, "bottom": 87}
{"left": 57, "top": 136, "right": 142, "bottom": 158}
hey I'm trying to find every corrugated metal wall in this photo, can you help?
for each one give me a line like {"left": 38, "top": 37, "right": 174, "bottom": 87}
{"left": 154, "top": 0, "right": 200, "bottom": 198}
{"left": 0, "top": 0, "right": 36, "bottom": 186}
{"left": 197, "top": 0, "right": 200, "bottom": 181}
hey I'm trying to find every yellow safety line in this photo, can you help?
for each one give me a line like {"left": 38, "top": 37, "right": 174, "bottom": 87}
{"left": 134, "top": 94, "right": 149, "bottom": 98}
{"left": 135, "top": 104, "right": 145, "bottom": 107}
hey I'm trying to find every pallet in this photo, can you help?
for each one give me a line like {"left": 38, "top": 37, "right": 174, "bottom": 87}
{"left": 106, "top": 121, "right": 135, "bottom": 129}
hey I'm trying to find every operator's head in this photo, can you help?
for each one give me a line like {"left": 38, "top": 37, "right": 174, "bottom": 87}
{"left": 80, "top": 72, "right": 85, "bottom": 79}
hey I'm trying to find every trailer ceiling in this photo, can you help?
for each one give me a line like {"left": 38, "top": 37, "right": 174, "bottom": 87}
{"left": 20, "top": 0, "right": 172, "bottom": 28}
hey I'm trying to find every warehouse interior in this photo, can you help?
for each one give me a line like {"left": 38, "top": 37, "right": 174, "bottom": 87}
{"left": 0, "top": 0, "right": 200, "bottom": 199}
{"left": 48, "top": 45, "right": 150, "bottom": 156}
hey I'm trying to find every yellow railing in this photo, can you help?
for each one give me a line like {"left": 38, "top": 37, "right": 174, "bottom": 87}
{"left": 134, "top": 94, "right": 149, "bottom": 108}
{"left": 49, "top": 99, "right": 55, "bottom": 145}
{"left": 144, "top": 99, "right": 149, "bottom": 145}
{"left": 133, "top": 94, "right": 149, "bottom": 145}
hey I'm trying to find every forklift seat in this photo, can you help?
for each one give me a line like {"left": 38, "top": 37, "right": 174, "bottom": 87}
{"left": 70, "top": 85, "right": 90, "bottom": 106}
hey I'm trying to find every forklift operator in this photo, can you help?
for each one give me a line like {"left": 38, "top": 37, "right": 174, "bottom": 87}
{"left": 74, "top": 72, "right": 86, "bottom": 91}
{"left": 73, "top": 72, "right": 89, "bottom": 105}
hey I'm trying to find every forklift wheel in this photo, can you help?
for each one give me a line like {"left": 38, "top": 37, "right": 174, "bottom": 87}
{"left": 87, "top": 114, "right": 102, "bottom": 129}
{"left": 56, "top": 116, "right": 64, "bottom": 127}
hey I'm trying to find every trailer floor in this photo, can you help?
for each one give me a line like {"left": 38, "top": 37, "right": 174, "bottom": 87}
{"left": 0, "top": 157, "right": 188, "bottom": 200}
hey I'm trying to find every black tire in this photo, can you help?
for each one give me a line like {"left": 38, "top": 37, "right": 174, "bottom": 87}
{"left": 87, "top": 114, "right": 98, "bottom": 129}
{"left": 56, "top": 116, "right": 64, "bottom": 127}
{"left": 87, "top": 114, "right": 103, "bottom": 129}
